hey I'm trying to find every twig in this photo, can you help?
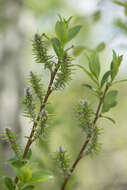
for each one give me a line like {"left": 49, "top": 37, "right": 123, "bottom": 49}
{"left": 61, "top": 85, "right": 109, "bottom": 190}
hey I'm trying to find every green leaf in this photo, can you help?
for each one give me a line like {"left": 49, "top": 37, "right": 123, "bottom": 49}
{"left": 8, "top": 157, "right": 18, "bottom": 163}
{"left": 28, "top": 171, "right": 53, "bottom": 183}
{"left": 115, "top": 18, "right": 127, "bottom": 32}
{"left": 92, "top": 10, "right": 101, "bottom": 22}
{"left": 113, "top": 0, "right": 127, "bottom": 7}
{"left": 95, "top": 42, "right": 106, "bottom": 52}
{"left": 18, "top": 166, "right": 32, "bottom": 183}
{"left": 100, "top": 115, "right": 116, "bottom": 124}
{"left": 102, "top": 101, "right": 117, "bottom": 113}
{"left": 125, "top": 8, "right": 127, "bottom": 16}
{"left": 12, "top": 162, "right": 37, "bottom": 183}
{"left": 25, "top": 149, "right": 32, "bottom": 160}
{"left": 83, "top": 84, "right": 98, "bottom": 95}
{"left": 22, "top": 185, "right": 34, "bottom": 190}
{"left": 77, "top": 65, "right": 98, "bottom": 86}
{"left": 55, "top": 20, "right": 68, "bottom": 44}
{"left": 110, "top": 50, "right": 123, "bottom": 81}
{"left": 72, "top": 45, "right": 85, "bottom": 57}
{"left": 68, "top": 25, "right": 82, "bottom": 41}
{"left": 51, "top": 37, "right": 62, "bottom": 56}
{"left": 113, "top": 79, "right": 127, "bottom": 85}
{"left": 66, "top": 16, "right": 73, "bottom": 26}
{"left": 102, "top": 90, "right": 118, "bottom": 113}
{"left": 9, "top": 159, "right": 24, "bottom": 169}
{"left": 101, "top": 71, "right": 111, "bottom": 88}
{"left": 4, "top": 177, "right": 15, "bottom": 190}
{"left": 88, "top": 52, "right": 100, "bottom": 79}
{"left": 55, "top": 17, "right": 81, "bottom": 45}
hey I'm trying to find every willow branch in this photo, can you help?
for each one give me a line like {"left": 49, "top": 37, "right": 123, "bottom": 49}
{"left": 61, "top": 85, "right": 109, "bottom": 190}
{"left": 15, "top": 67, "right": 58, "bottom": 184}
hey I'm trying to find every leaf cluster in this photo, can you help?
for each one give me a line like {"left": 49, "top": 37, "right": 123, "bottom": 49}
{"left": 54, "top": 15, "right": 82, "bottom": 46}
{"left": 4, "top": 146, "right": 53, "bottom": 190}
{"left": 79, "top": 50, "right": 123, "bottom": 114}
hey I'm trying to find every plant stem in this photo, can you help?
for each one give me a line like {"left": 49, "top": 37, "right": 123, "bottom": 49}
{"left": 61, "top": 85, "right": 109, "bottom": 190}
{"left": 15, "top": 67, "right": 58, "bottom": 184}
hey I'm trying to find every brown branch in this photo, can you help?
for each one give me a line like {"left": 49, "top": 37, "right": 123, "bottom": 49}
{"left": 15, "top": 67, "right": 58, "bottom": 184}
{"left": 61, "top": 85, "right": 109, "bottom": 190}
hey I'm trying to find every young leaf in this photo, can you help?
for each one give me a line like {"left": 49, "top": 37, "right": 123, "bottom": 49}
{"left": 92, "top": 10, "right": 101, "bottom": 22}
{"left": 110, "top": 50, "right": 123, "bottom": 81}
{"left": 22, "top": 185, "right": 34, "bottom": 190}
{"left": 13, "top": 163, "right": 37, "bottom": 183}
{"left": 88, "top": 52, "right": 100, "bottom": 79}
{"left": 102, "top": 90, "right": 118, "bottom": 113}
{"left": 95, "top": 42, "right": 106, "bottom": 52}
{"left": 77, "top": 65, "right": 98, "bottom": 86}
{"left": 125, "top": 8, "right": 127, "bottom": 16}
{"left": 4, "top": 177, "right": 15, "bottom": 190}
{"left": 113, "top": 79, "right": 127, "bottom": 85}
{"left": 113, "top": 0, "right": 127, "bottom": 7}
{"left": 55, "top": 20, "right": 68, "bottom": 44}
{"left": 66, "top": 16, "right": 73, "bottom": 26}
{"left": 9, "top": 159, "right": 24, "bottom": 169}
{"left": 72, "top": 45, "right": 85, "bottom": 57}
{"left": 18, "top": 166, "right": 32, "bottom": 183}
{"left": 82, "top": 84, "right": 98, "bottom": 95}
{"left": 101, "top": 71, "right": 111, "bottom": 88}
{"left": 8, "top": 156, "right": 19, "bottom": 164}
{"left": 51, "top": 37, "right": 62, "bottom": 56}
{"left": 100, "top": 115, "right": 116, "bottom": 125}
{"left": 28, "top": 171, "right": 53, "bottom": 183}
{"left": 115, "top": 18, "right": 127, "bottom": 33}
{"left": 25, "top": 149, "right": 32, "bottom": 160}
{"left": 68, "top": 25, "right": 82, "bottom": 41}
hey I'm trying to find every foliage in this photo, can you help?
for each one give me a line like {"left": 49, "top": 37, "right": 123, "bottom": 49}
{"left": 0, "top": 14, "right": 126, "bottom": 190}
{"left": 0, "top": 16, "right": 81, "bottom": 190}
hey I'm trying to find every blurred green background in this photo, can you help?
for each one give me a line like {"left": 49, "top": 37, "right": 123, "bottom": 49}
{"left": 0, "top": 0, "right": 127, "bottom": 189}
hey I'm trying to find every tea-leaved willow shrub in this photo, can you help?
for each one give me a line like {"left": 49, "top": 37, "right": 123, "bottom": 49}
{"left": 1, "top": 16, "right": 126, "bottom": 190}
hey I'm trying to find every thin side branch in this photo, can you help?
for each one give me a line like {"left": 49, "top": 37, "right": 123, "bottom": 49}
{"left": 61, "top": 85, "right": 109, "bottom": 190}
